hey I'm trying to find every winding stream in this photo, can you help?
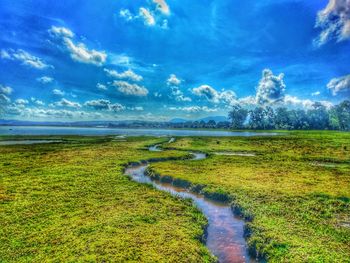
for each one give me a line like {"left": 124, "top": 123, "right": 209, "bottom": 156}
{"left": 124, "top": 139, "right": 257, "bottom": 263}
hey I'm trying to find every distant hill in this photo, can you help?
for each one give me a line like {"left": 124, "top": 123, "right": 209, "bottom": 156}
{"left": 170, "top": 116, "right": 228, "bottom": 123}
{"left": 169, "top": 118, "right": 188, "bottom": 123}
{"left": 198, "top": 116, "right": 228, "bottom": 123}
{"left": 1, "top": 116, "right": 229, "bottom": 127}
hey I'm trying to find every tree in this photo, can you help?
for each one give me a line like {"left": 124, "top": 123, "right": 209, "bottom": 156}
{"left": 207, "top": 120, "right": 216, "bottom": 128}
{"left": 248, "top": 107, "right": 265, "bottom": 129}
{"left": 307, "top": 102, "right": 330, "bottom": 130}
{"left": 228, "top": 105, "right": 248, "bottom": 129}
{"left": 275, "top": 107, "right": 292, "bottom": 129}
{"left": 333, "top": 100, "right": 350, "bottom": 131}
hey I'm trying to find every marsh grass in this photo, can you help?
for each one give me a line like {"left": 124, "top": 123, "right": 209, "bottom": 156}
{"left": 0, "top": 136, "right": 215, "bottom": 262}
{"left": 152, "top": 131, "right": 350, "bottom": 262}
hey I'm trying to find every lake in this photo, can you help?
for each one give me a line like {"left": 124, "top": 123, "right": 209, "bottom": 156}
{"left": 0, "top": 126, "right": 278, "bottom": 137}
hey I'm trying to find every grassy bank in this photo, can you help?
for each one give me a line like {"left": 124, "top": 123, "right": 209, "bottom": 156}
{"left": 151, "top": 131, "right": 350, "bottom": 262}
{"left": 0, "top": 136, "right": 215, "bottom": 262}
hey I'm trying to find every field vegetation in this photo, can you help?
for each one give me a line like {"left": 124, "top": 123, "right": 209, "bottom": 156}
{"left": 0, "top": 136, "right": 214, "bottom": 262}
{"left": 150, "top": 131, "right": 350, "bottom": 262}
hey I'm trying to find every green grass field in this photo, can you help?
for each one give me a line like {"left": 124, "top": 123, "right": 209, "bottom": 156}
{"left": 0, "top": 136, "right": 214, "bottom": 262}
{"left": 151, "top": 131, "right": 350, "bottom": 262}
{"left": 1, "top": 132, "right": 349, "bottom": 262}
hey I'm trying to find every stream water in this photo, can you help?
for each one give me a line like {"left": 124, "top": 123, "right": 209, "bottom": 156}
{"left": 124, "top": 140, "right": 258, "bottom": 263}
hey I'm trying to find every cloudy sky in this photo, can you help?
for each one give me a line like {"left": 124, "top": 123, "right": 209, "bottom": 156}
{"left": 0, "top": 0, "right": 349, "bottom": 121}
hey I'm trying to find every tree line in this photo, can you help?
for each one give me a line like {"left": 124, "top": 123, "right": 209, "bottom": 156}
{"left": 229, "top": 100, "right": 350, "bottom": 131}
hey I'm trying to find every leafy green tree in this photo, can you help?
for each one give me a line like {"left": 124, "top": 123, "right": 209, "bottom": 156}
{"left": 334, "top": 100, "right": 350, "bottom": 131}
{"left": 307, "top": 102, "right": 330, "bottom": 130}
{"left": 229, "top": 105, "right": 248, "bottom": 129}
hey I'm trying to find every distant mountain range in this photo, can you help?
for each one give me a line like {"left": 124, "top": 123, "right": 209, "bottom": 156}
{"left": 170, "top": 116, "right": 228, "bottom": 123}
{"left": 0, "top": 116, "right": 229, "bottom": 127}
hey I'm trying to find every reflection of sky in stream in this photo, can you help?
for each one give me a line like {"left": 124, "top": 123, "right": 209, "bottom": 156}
{"left": 125, "top": 153, "right": 257, "bottom": 263}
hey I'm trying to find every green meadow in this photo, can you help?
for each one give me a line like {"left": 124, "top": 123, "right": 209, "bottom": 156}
{"left": 151, "top": 131, "right": 350, "bottom": 262}
{"left": 0, "top": 136, "right": 214, "bottom": 262}
{"left": 1, "top": 132, "right": 350, "bottom": 262}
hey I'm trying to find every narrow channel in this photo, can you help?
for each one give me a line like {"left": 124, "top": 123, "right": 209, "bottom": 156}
{"left": 124, "top": 140, "right": 257, "bottom": 263}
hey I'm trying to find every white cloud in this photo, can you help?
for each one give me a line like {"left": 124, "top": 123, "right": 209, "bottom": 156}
{"left": 96, "top": 83, "right": 107, "bottom": 91}
{"left": 84, "top": 99, "right": 125, "bottom": 112}
{"left": 167, "top": 74, "right": 181, "bottom": 86}
{"left": 49, "top": 26, "right": 74, "bottom": 38}
{"left": 15, "top": 99, "right": 29, "bottom": 105}
{"left": 31, "top": 97, "right": 45, "bottom": 106}
{"left": 256, "top": 69, "right": 286, "bottom": 105}
{"left": 153, "top": 0, "right": 170, "bottom": 15}
{"left": 0, "top": 85, "right": 13, "bottom": 95}
{"left": 311, "top": 91, "right": 321, "bottom": 96}
{"left": 37, "top": 76, "right": 54, "bottom": 84}
{"left": 13, "top": 108, "right": 101, "bottom": 120}
{"left": 0, "top": 94, "right": 11, "bottom": 104}
{"left": 104, "top": 68, "right": 143, "bottom": 81}
{"left": 63, "top": 38, "right": 107, "bottom": 66}
{"left": 49, "top": 26, "right": 107, "bottom": 66}
{"left": 128, "top": 106, "right": 144, "bottom": 111}
{"left": 284, "top": 95, "right": 333, "bottom": 109}
{"left": 52, "top": 89, "right": 65, "bottom": 96}
{"left": 54, "top": 98, "right": 81, "bottom": 108}
{"left": 112, "top": 81, "right": 149, "bottom": 96}
{"left": 192, "top": 85, "right": 220, "bottom": 102}
{"left": 314, "top": 0, "right": 350, "bottom": 46}
{"left": 119, "top": 9, "right": 134, "bottom": 21}
{"left": 139, "top": 7, "right": 156, "bottom": 26}
{"left": 171, "top": 86, "right": 192, "bottom": 102}
{"left": 1, "top": 49, "right": 52, "bottom": 69}
{"left": 169, "top": 106, "right": 218, "bottom": 113}
{"left": 326, "top": 74, "right": 350, "bottom": 95}
{"left": 192, "top": 85, "right": 237, "bottom": 105}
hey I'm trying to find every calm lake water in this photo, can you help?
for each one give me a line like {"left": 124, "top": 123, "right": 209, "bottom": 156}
{"left": 0, "top": 126, "right": 278, "bottom": 137}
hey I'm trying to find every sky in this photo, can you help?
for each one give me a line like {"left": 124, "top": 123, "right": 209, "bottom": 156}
{"left": 0, "top": 0, "right": 350, "bottom": 122}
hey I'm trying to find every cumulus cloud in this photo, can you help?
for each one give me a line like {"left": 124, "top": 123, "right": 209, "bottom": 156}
{"left": 153, "top": 0, "right": 170, "bottom": 15}
{"left": 256, "top": 69, "right": 286, "bottom": 105}
{"left": 119, "top": 9, "right": 134, "bottom": 21}
{"left": 284, "top": 95, "right": 333, "bottom": 109}
{"left": 104, "top": 68, "right": 143, "bottom": 81}
{"left": 139, "top": 8, "right": 156, "bottom": 26}
{"left": 128, "top": 106, "right": 144, "bottom": 111}
{"left": 192, "top": 85, "right": 220, "bottom": 102}
{"left": 15, "top": 99, "right": 29, "bottom": 105}
{"left": 169, "top": 106, "right": 218, "bottom": 113}
{"left": 96, "top": 83, "right": 107, "bottom": 91}
{"left": 311, "top": 91, "right": 321, "bottom": 96}
{"left": 0, "top": 94, "right": 11, "bottom": 105}
{"left": 49, "top": 26, "right": 107, "bottom": 66}
{"left": 53, "top": 98, "right": 81, "bottom": 108}
{"left": 314, "top": 0, "right": 350, "bottom": 46}
{"left": 12, "top": 108, "right": 101, "bottom": 120}
{"left": 49, "top": 26, "right": 74, "bottom": 38}
{"left": 37, "top": 76, "right": 54, "bottom": 84}
{"left": 31, "top": 97, "right": 45, "bottom": 106}
{"left": 1, "top": 49, "right": 52, "bottom": 69}
{"left": 192, "top": 85, "right": 237, "bottom": 105}
{"left": 167, "top": 74, "right": 181, "bottom": 86}
{"left": 166, "top": 74, "right": 191, "bottom": 102}
{"left": 52, "top": 89, "right": 65, "bottom": 96}
{"left": 0, "top": 85, "right": 13, "bottom": 95}
{"left": 112, "top": 81, "right": 149, "bottom": 96}
{"left": 84, "top": 99, "right": 125, "bottom": 112}
{"left": 327, "top": 74, "right": 350, "bottom": 95}
{"left": 171, "top": 86, "right": 192, "bottom": 102}
{"left": 119, "top": 1, "right": 169, "bottom": 28}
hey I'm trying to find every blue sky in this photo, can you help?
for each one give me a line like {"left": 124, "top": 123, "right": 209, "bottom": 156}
{"left": 0, "top": 0, "right": 349, "bottom": 121}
